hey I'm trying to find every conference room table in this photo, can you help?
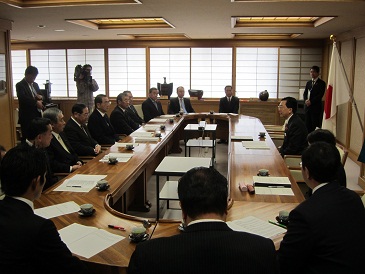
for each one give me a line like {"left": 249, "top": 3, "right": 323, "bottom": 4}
{"left": 35, "top": 113, "right": 304, "bottom": 274}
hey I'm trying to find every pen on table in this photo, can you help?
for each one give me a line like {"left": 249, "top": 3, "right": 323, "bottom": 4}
{"left": 108, "top": 224, "right": 126, "bottom": 231}
{"left": 268, "top": 186, "right": 285, "bottom": 188}
{"left": 268, "top": 220, "right": 287, "bottom": 229}
{"left": 66, "top": 185, "right": 82, "bottom": 188}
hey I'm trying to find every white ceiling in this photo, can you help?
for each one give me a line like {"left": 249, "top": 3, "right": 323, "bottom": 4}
{"left": 1, "top": 0, "right": 365, "bottom": 42}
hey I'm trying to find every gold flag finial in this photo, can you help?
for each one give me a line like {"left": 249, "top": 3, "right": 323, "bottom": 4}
{"left": 330, "top": 35, "right": 336, "bottom": 42}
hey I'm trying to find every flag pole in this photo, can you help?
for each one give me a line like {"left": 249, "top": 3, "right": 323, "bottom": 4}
{"left": 330, "top": 35, "right": 364, "bottom": 132}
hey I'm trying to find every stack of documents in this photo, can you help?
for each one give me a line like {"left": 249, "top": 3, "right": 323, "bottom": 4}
{"left": 227, "top": 216, "right": 286, "bottom": 238}
{"left": 110, "top": 143, "right": 139, "bottom": 149}
{"left": 231, "top": 135, "right": 254, "bottom": 141}
{"left": 59, "top": 223, "right": 124, "bottom": 259}
{"left": 150, "top": 118, "right": 168, "bottom": 123}
{"left": 253, "top": 176, "right": 294, "bottom": 196}
{"left": 99, "top": 153, "right": 133, "bottom": 163}
{"left": 54, "top": 174, "right": 107, "bottom": 192}
{"left": 134, "top": 136, "right": 160, "bottom": 142}
{"left": 130, "top": 131, "right": 154, "bottom": 137}
{"left": 242, "top": 141, "right": 270, "bottom": 149}
{"left": 143, "top": 124, "right": 162, "bottom": 131}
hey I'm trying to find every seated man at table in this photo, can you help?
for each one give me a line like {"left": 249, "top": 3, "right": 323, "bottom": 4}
{"left": 142, "top": 87, "right": 165, "bottom": 122}
{"left": 43, "top": 108, "right": 83, "bottom": 174}
{"left": 23, "top": 117, "right": 58, "bottom": 190}
{"left": 168, "top": 86, "right": 195, "bottom": 114}
{"left": 123, "top": 90, "right": 144, "bottom": 125}
{"left": 128, "top": 167, "right": 278, "bottom": 274}
{"left": 110, "top": 92, "right": 139, "bottom": 135}
{"left": 0, "top": 145, "right": 88, "bottom": 274}
{"left": 278, "top": 97, "right": 308, "bottom": 156}
{"left": 64, "top": 103, "right": 101, "bottom": 156}
{"left": 278, "top": 142, "right": 365, "bottom": 274}
{"left": 88, "top": 94, "right": 120, "bottom": 145}
{"left": 219, "top": 85, "right": 239, "bottom": 114}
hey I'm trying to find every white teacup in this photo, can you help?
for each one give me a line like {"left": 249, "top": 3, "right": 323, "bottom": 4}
{"left": 80, "top": 203, "right": 93, "bottom": 214}
{"left": 96, "top": 179, "right": 108, "bottom": 190}
{"left": 258, "top": 169, "right": 269, "bottom": 176}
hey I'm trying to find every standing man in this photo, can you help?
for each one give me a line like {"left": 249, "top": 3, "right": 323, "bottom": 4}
{"left": 278, "top": 142, "right": 365, "bottom": 274}
{"left": 0, "top": 145, "right": 88, "bottom": 274}
{"left": 303, "top": 66, "right": 326, "bottom": 133}
{"left": 123, "top": 90, "right": 144, "bottom": 125}
{"left": 88, "top": 94, "right": 120, "bottom": 145}
{"left": 64, "top": 103, "right": 101, "bottom": 156}
{"left": 219, "top": 85, "right": 239, "bottom": 114}
{"left": 278, "top": 97, "right": 308, "bottom": 156}
{"left": 110, "top": 93, "right": 139, "bottom": 135}
{"left": 142, "top": 87, "right": 165, "bottom": 122}
{"left": 76, "top": 64, "right": 99, "bottom": 113}
{"left": 168, "top": 86, "right": 195, "bottom": 114}
{"left": 16, "top": 66, "right": 44, "bottom": 139}
{"left": 128, "top": 167, "right": 278, "bottom": 274}
{"left": 43, "top": 108, "right": 82, "bottom": 174}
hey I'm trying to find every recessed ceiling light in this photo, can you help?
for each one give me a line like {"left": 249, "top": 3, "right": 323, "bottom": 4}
{"left": 37, "top": 25, "right": 46, "bottom": 28}
{"left": 54, "top": 29, "right": 65, "bottom": 32}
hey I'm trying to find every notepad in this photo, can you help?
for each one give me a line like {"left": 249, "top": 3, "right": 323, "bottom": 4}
{"left": 150, "top": 118, "right": 168, "bottom": 123}
{"left": 159, "top": 115, "right": 175, "bottom": 118}
{"left": 134, "top": 137, "right": 160, "bottom": 142}
{"left": 242, "top": 141, "right": 270, "bottom": 149}
{"left": 252, "top": 176, "right": 294, "bottom": 196}
{"left": 231, "top": 135, "right": 254, "bottom": 141}
{"left": 54, "top": 174, "right": 107, "bottom": 192}
{"left": 143, "top": 125, "right": 161, "bottom": 131}
{"left": 130, "top": 131, "right": 154, "bottom": 137}
{"left": 35, "top": 201, "right": 80, "bottom": 219}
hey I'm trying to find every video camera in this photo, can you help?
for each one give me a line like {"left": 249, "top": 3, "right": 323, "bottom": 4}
{"left": 74, "top": 64, "right": 92, "bottom": 83}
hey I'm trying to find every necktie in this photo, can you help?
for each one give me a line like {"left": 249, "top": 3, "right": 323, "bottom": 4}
{"left": 104, "top": 115, "right": 110, "bottom": 126}
{"left": 81, "top": 125, "right": 88, "bottom": 136}
{"left": 312, "top": 80, "right": 315, "bottom": 88}
{"left": 180, "top": 98, "right": 187, "bottom": 113}
{"left": 153, "top": 101, "right": 158, "bottom": 110}
{"left": 58, "top": 135, "right": 70, "bottom": 154}
{"left": 30, "top": 83, "right": 38, "bottom": 98}
{"left": 228, "top": 97, "right": 231, "bottom": 102}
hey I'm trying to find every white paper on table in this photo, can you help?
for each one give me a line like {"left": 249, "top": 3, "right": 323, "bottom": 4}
{"left": 111, "top": 143, "right": 139, "bottom": 148}
{"left": 226, "top": 216, "right": 286, "bottom": 238}
{"left": 159, "top": 115, "right": 175, "bottom": 118}
{"left": 53, "top": 174, "right": 107, "bottom": 192}
{"left": 150, "top": 118, "right": 168, "bottom": 123}
{"left": 134, "top": 137, "right": 160, "bottom": 142}
{"left": 143, "top": 125, "right": 162, "bottom": 131}
{"left": 35, "top": 201, "right": 80, "bottom": 219}
{"left": 130, "top": 131, "right": 154, "bottom": 137}
{"left": 254, "top": 187, "right": 294, "bottom": 196}
{"left": 253, "top": 176, "right": 291, "bottom": 187}
{"left": 242, "top": 141, "right": 270, "bottom": 149}
{"left": 59, "top": 223, "right": 124, "bottom": 259}
{"left": 231, "top": 135, "right": 254, "bottom": 141}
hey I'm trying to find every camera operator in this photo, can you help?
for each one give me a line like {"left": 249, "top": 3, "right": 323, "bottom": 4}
{"left": 76, "top": 64, "right": 99, "bottom": 112}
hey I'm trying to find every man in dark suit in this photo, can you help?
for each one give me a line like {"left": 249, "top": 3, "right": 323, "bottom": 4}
{"left": 88, "top": 94, "right": 120, "bottom": 145}
{"left": 16, "top": 66, "right": 44, "bottom": 138}
{"left": 64, "top": 103, "right": 101, "bottom": 156}
{"left": 168, "top": 86, "right": 195, "bottom": 114}
{"left": 0, "top": 145, "right": 88, "bottom": 274}
{"left": 219, "top": 85, "right": 239, "bottom": 114}
{"left": 110, "top": 92, "right": 139, "bottom": 135}
{"left": 303, "top": 66, "right": 326, "bottom": 133}
{"left": 123, "top": 90, "right": 144, "bottom": 125}
{"left": 142, "top": 87, "right": 165, "bottom": 122}
{"left": 43, "top": 108, "right": 82, "bottom": 174}
{"left": 23, "top": 117, "right": 58, "bottom": 190}
{"left": 278, "top": 97, "right": 308, "bottom": 156}
{"left": 218, "top": 85, "right": 239, "bottom": 143}
{"left": 278, "top": 142, "right": 365, "bottom": 274}
{"left": 128, "top": 167, "right": 278, "bottom": 274}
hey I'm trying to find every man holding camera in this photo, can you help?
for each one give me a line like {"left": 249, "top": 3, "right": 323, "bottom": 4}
{"left": 76, "top": 64, "right": 99, "bottom": 112}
